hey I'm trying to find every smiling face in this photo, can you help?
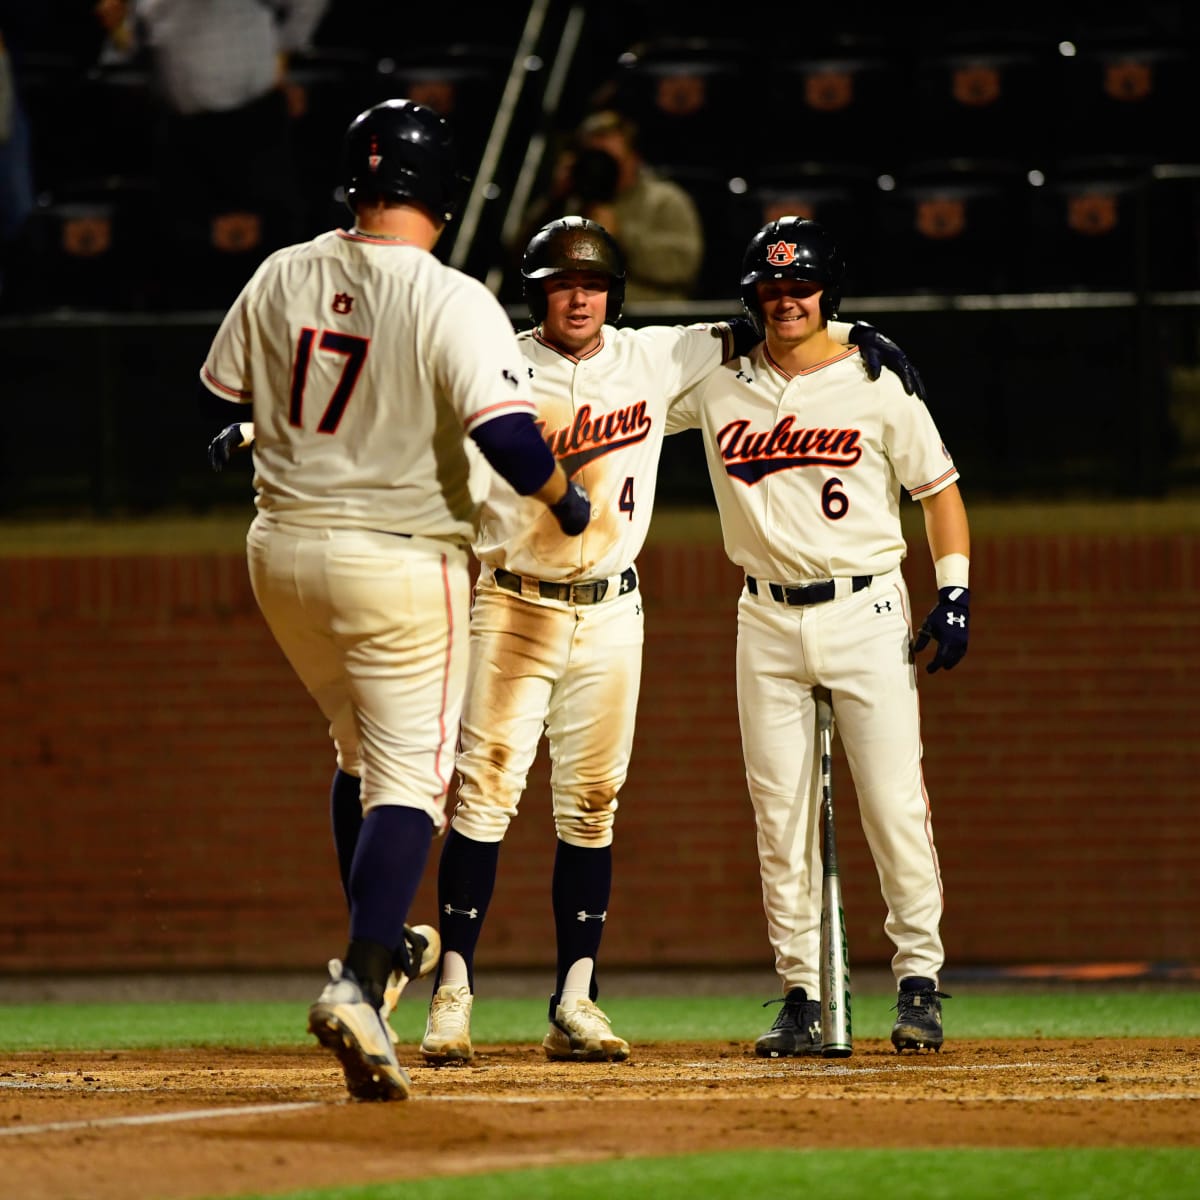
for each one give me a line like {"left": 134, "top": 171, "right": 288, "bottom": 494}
{"left": 540, "top": 270, "right": 610, "bottom": 356}
{"left": 755, "top": 278, "right": 826, "bottom": 351}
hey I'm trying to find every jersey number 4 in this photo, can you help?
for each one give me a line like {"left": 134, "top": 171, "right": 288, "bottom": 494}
{"left": 619, "top": 476, "right": 635, "bottom": 520}
{"left": 289, "top": 329, "right": 369, "bottom": 433}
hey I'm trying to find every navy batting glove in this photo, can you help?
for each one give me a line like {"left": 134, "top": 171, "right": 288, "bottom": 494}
{"left": 391, "top": 924, "right": 425, "bottom": 980}
{"left": 724, "top": 315, "right": 763, "bottom": 359}
{"left": 848, "top": 321, "right": 927, "bottom": 401}
{"left": 208, "top": 423, "right": 245, "bottom": 472}
{"left": 549, "top": 480, "right": 591, "bottom": 536}
{"left": 912, "top": 586, "right": 970, "bottom": 673}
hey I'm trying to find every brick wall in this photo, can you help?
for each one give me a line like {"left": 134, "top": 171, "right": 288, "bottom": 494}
{"left": 2, "top": 522, "right": 1197, "bottom": 975}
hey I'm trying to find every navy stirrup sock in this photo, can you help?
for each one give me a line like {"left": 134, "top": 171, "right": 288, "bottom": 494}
{"left": 347, "top": 806, "right": 433, "bottom": 989}
{"left": 435, "top": 828, "right": 501, "bottom": 991}
{"left": 551, "top": 839, "right": 612, "bottom": 1001}
{"left": 330, "top": 768, "right": 363, "bottom": 906}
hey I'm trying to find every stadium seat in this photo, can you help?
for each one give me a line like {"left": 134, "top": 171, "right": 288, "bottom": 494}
{"left": 910, "top": 32, "right": 1056, "bottom": 165}
{"left": 15, "top": 177, "right": 158, "bottom": 312}
{"left": 1053, "top": 37, "right": 1198, "bottom": 164}
{"left": 872, "top": 158, "right": 1031, "bottom": 294}
{"left": 755, "top": 49, "right": 908, "bottom": 172}
{"left": 1026, "top": 156, "right": 1200, "bottom": 293}
{"left": 607, "top": 39, "right": 749, "bottom": 170}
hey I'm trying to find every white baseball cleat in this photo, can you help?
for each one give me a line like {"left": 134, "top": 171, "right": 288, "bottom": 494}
{"left": 543, "top": 997, "right": 630, "bottom": 1062}
{"left": 307, "top": 959, "right": 412, "bottom": 1101}
{"left": 421, "top": 984, "right": 475, "bottom": 1064}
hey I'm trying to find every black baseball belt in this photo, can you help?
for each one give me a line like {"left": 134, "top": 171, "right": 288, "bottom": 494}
{"left": 746, "top": 574, "right": 872, "bottom": 607}
{"left": 493, "top": 566, "right": 638, "bottom": 605}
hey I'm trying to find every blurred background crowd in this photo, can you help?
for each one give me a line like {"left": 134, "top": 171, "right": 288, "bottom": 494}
{"left": 3, "top": 0, "right": 1199, "bottom": 310}
{"left": 2, "top": 0, "right": 1200, "bottom": 507}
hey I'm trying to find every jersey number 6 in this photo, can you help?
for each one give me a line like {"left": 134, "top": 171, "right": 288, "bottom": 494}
{"left": 290, "top": 329, "right": 370, "bottom": 433}
{"left": 822, "top": 477, "right": 849, "bottom": 520}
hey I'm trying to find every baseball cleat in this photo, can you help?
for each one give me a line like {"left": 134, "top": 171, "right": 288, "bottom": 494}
{"left": 421, "top": 983, "right": 475, "bottom": 1064}
{"left": 754, "top": 987, "right": 823, "bottom": 1057}
{"left": 381, "top": 924, "right": 442, "bottom": 1045}
{"left": 308, "top": 959, "right": 412, "bottom": 1100}
{"left": 890, "top": 977, "right": 950, "bottom": 1053}
{"left": 543, "top": 997, "right": 630, "bottom": 1062}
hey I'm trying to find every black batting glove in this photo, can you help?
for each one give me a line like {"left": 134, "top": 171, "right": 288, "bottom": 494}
{"left": 391, "top": 924, "right": 426, "bottom": 980}
{"left": 549, "top": 480, "right": 591, "bottom": 536}
{"left": 724, "top": 315, "right": 763, "bottom": 359}
{"left": 912, "top": 586, "right": 970, "bottom": 673}
{"left": 208, "top": 423, "right": 245, "bottom": 472}
{"left": 848, "top": 321, "right": 927, "bottom": 401}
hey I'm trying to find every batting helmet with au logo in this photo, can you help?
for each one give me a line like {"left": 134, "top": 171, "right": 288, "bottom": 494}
{"left": 739, "top": 216, "right": 846, "bottom": 335}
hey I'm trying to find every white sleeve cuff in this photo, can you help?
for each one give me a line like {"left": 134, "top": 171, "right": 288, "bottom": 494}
{"left": 827, "top": 319, "right": 852, "bottom": 346}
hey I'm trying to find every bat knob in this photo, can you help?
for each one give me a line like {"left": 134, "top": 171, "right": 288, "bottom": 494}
{"left": 814, "top": 686, "right": 834, "bottom": 732}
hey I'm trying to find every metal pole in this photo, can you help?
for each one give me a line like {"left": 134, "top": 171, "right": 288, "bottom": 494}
{"left": 449, "top": 0, "right": 552, "bottom": 272}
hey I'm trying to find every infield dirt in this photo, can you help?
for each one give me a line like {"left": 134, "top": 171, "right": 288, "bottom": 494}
{"left": 3, "top": 1037, "right": 1199, "bottom": 1200}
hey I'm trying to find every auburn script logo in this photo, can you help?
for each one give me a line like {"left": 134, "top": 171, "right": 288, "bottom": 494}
{"left": 537, "top": 402, "right": 652, "bottom": 476}
{"left": 718, "top": 416, "right": 862, "bottom": 484}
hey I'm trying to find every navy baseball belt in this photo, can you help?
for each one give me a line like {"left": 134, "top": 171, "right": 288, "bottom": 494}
{"left": 746, "top": 574, "right": 872, "bottom": 606}
{"left": 493, "top": 565, "right": 638, "bottom": 605}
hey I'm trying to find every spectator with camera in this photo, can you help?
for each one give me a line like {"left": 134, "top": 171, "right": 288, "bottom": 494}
{"left": 519, "top": 108, "right": 704, "bottom": 304}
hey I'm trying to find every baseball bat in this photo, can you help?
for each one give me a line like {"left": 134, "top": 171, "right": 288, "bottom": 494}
{"left": 815, "top": 686, "right": 852, "bottom": 1057}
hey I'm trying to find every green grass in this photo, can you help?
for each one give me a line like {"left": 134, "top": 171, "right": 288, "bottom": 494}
{"left": 206, "top": 1149, "right": 1200, "bottom": 1200}
{"left": 6, "top": 991, "right": 1198, "bottom": 1200}
{"left": 2, "top": 989, "right": 1199, "bottom": 1051}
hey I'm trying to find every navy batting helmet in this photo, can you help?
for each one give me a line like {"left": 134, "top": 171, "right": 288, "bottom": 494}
{"left": 521, "top": 216, "right": 626, "bottom": 324}
{"left": 341, "top": 98, "right": 467, "bottom": 223}
{"left": 740, "top": 216, "right": 845, "bottom": 335}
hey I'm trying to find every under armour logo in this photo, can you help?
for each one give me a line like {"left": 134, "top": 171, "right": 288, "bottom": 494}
{"left": 619, "top": 575, "right": 634, "bottom": 594}
{"left": 735, "top": 370, "right": 754, "bottom": 384}
{"left": 947, "top": 613, "right": 966, "bottom": 627}
{"left": 501, "top": 369, "right": 518, "bottom": 388}
{"left": 443, "top": 903, "right": 479, "bottom": 919}
{"left": 576, "top": 910, "right": 607, "bottom": 923}
{"left": 527, "top": 366, "right": 535, "bottom": 379}
{"left": 874, "top": 601, "right": 892, "bottom": 613}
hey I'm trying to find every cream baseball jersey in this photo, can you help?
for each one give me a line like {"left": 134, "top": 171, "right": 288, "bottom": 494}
{"left": 666, "top": 343, "right": 959, "bottom": 581}
{"left": 472, "top": 321, "right": 733, "bottom": 581}
{"left": 201, "top": 228, "right": 534, "bottom": 542}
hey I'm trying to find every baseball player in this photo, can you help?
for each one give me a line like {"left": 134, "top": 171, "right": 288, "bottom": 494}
{"left": 665, "top": 217, "right": 970, "bottom": 1056}
{"left": 415, "top": 217, "right": 931, "bottom": 1065}
{"left": 211, "top": 222, "right": 930, "bottom": 1065}
{"left": 200, "top": 99, "right": 591, "bottom": 1102}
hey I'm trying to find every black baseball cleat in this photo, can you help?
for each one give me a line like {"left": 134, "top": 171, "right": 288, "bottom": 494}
{"left": 890, "top": 976, "right": 951, "bottom": 1053}
{"left": 755, "top": 987, "right": 822, "bottom": 1057}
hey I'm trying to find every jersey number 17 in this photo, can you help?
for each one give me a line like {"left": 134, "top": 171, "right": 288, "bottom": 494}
{"left": 289, "top": 329, "right": 369, "bottom": 434}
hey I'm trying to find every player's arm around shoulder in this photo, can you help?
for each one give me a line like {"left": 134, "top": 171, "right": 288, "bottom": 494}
{"left": 664, "top": 357, "right": 735, "bottom": 436}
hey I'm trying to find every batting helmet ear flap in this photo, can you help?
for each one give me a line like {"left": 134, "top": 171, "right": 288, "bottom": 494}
{"left": 739, "top": 216, "right": 845, "bottom": 335}
{"left": 520, "top": 216, "right": 627, "bottom": 324}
